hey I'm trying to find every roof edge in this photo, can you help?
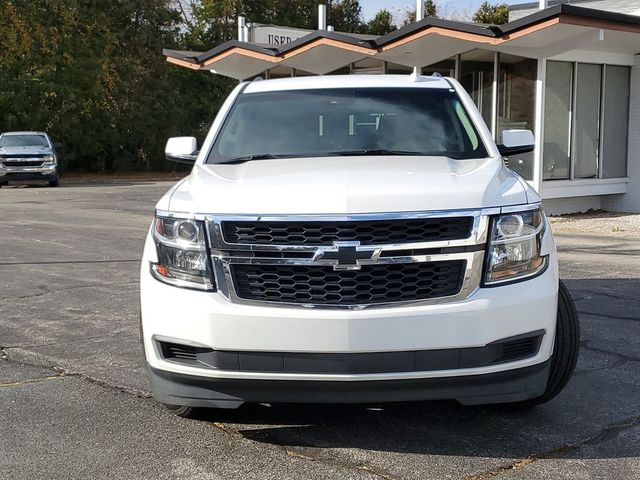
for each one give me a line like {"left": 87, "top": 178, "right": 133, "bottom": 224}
{"left": 164, "top": 4, "right": 640, "bottom": 73}
{"left": 374, "top": 16, "right": 498, "bottom": 48}
{"left": 500, "top": 4, "right": 640, "bottom": 34}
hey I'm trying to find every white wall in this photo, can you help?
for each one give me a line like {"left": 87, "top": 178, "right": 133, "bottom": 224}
{"left": 543, "top": 196, "right": 603, "bottom": 215}
{"left": 602, "top": 55, "right": 640, "bottom": 213}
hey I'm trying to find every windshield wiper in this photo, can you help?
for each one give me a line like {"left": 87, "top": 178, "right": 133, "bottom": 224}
{"left": 326, "top": 149, "right": 426, "bottom": 156}
{"left": 218, "top": 150, "right": 471, "bottom": 164}
{"left": 221, "top": 154, "right": 283, "bottom": 164}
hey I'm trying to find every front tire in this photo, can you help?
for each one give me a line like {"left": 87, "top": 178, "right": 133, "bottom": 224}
{"left": 48, "top": 176, "right": 59, "bottom": 187}
{"left": 524, "top": 280, "right": 580, "bottom": 405}
{"left": 163, "top": 403, "right": 199, "bottom": 418}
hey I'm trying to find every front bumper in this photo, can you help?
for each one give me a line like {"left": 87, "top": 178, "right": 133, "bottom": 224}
{"left": 141, "top": 255, "right": 558, "bottom": 406}
{"left": 148, "top": 360, "right": 551, "bottom": 408}
{"left": 0, "top": 164, "right": 57, "bottom": 181}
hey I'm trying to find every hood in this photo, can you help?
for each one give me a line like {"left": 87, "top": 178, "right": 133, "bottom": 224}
{"left": 0, "top": 146, "right": 53, "bottom": 156}
{"left": 166, "top": 156, "right": 529, "bottom": 215}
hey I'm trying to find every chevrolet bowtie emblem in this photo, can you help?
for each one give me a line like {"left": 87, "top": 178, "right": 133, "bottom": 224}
{"left": 313, "top": 241, "right": 381, "bottom": 270}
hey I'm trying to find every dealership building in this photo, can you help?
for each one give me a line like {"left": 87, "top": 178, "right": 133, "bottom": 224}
{"left": 165, "top": 2, "right": 640, "bottom": 214}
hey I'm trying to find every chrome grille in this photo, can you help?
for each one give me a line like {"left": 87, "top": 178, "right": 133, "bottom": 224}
{"left": 201, "top": 210, "right": 490, "bottom": 309}
{"left": 222, "top": 217, "right": 473, "bottom": 246}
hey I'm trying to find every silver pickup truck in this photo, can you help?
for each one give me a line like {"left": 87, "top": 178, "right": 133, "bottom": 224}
{"left": 0, "top": 131, "right": 59, "bottom": 187}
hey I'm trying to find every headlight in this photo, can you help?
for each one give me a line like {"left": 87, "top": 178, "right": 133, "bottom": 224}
{"left": 484, "top": 208, "right": 548, "bottom": 285}
{"left": 43, "top": 154, "right": 56, "bottom": 163}
{"left": 150, "top": 215, "right": 214, "bottom": 291}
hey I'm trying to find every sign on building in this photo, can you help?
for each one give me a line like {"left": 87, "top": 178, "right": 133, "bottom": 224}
{"left": 250, "top": 25, "right": 312, "bottom": 46}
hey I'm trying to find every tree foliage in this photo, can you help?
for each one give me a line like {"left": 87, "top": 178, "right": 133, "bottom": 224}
{"left": 327, "top": 0, "right": 364, "bottom": 33}
{"left": 187, "top": 0, "right": 366, "bottom": 41}
{"left": 0, "top": 0, "right": 367, "bottom": 172}
{"left": 425, "top": 0, "right": 437, "bottom": 18}
{"left": 472, "top": 2, "right": 509, "bottom": 25}
{"left": 366, "top": 9, "right": 396, "bottom": 36}
{"left": 403, "top": 0, "right": 438, "bottom": 25}
{"left": 1, "top": 0, "right": 233, "bottom": 172}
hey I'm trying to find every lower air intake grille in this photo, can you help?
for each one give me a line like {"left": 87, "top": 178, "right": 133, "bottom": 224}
{"left": 231, "top": 261, "right": 466, "bottom": 305}
{"left": 496, "top": 337, "right": 540, "bottom": 363}
{"left": 159, "top": 342, "right": 207, "bottom": 365}
{"left": 155, "top": 331, "right": 544, "bottom": 374}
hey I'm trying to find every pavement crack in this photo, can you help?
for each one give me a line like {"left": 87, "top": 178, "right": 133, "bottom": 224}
{"left": 282, "top": 446, "right": 398, "bottom": 480}
{"left": 577, "top": 414, "right": 640, "bottom": 448}
{"left": 208, "top": 421, "right": 397, "bottom": 478}
{"left": 463, "top": 458, "right": 535, "bottom": 480}
{"left": 285, "top": 449, "right": 316, "bottom": 461}
{"left": 463, "top": 414, "right": 640, "bottom": 479}
{"left": 212, "top": 422, "right": 238, "bottom": 435}
{"left": 578, "top": 310, "right": 639, "bottom": 322}
{"left": 0, "top": 281, "right": 138, "bottom": 303}
{"left": 580, "top": 340, "right": 640, "bottom": 363}
{"left": 0, "top": 373, "right": 66, "bottom": 388}
{"left": 574, "top": 357, "right": 632, "bottom": 376}
{"left": 355, "top": 464, "right": 398, "bottom": 480}
{"left": 0, "top": 259, "right": 139, "bottom": 266}
{"left": 4, "top": 331, "right": 127, "bottom": 350}
{"left": 573, "top": 290, "right": 633, "bottom": 302}
{"left": 0, "top": 350, "right": 151, "bottom": 399}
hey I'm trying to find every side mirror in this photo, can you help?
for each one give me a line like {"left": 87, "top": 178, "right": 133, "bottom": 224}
{"left": 53, "top": 142, "right": 63, "bottom": 149}
{"left": 165, "top": 136, "right": 198, "bottom": 164}
{"left": 497, "top": 129, "right": 534, "bottom": 156}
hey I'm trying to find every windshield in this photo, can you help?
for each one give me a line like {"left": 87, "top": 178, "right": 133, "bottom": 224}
{"left": 0, "top": 134, "right": 49, "bottom": 148}
{"left": 208, "top": 87, "right": 487, "bottom": 164}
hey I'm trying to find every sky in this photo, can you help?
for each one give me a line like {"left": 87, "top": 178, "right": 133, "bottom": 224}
{"left": 360, "top": 0, "right": 533, "bottom": 21}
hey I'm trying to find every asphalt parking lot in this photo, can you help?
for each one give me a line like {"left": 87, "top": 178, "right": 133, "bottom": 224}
{"left": 1, "top": 182, "right": 639, "bottom": 480}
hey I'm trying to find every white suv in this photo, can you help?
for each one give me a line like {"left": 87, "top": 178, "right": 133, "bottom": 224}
{"left": 140, "top": 75, "right": 579, "bottom": 417}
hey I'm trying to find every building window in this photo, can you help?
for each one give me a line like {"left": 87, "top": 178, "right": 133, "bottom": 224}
{"left": 601, "top": 65, "right": 630, "bottom": 179}
{"left": 460, "top": 50, "right": 495, "bottom": 131}
{"left": 386, "top": 62, "right": 413, "bottom": 75}
{"left": 498, "top": 55, "right": 536, "bottom": 180}
{"left": 423, "top": 59, "right": 455, "bottom": 77}
{"left": 543, "top": 61, "right": 573, "bottom": 180}
{"left": 543, "top": 61, "right": 630, "bottom": 181}
{"left": 573, "top": 63, "right": 602, "bottom": 178}
{"left": 350, "top": 58, "right": 385, "bottom": 75}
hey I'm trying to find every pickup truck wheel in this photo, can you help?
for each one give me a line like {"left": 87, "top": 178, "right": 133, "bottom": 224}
{"left": 48, "top": 177, "right": 59, "bottom": 187}
{"left": 522, "top": 280, "right": 580, "bottom": 406}
{"left": 163, "top": 403, "right": 198, "bottom": 418}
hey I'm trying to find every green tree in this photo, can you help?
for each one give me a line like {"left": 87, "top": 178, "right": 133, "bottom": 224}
{"left": 403, "top": 0, "right": 438, "bottom": 25}
{"left": 472, "top": 2, "right": 509, "bottom": 25}
{"left": 366, "top": 9, "right": 396, "bottom": 36}
{"left": 328, "top": 0, "right": 365, "bottom": 33}
{"left": 187, "top": 1, "right": 367, "bottom": 43}
{"left": 425, "top": 0, "right": 437, "bottom": 17}
{"left": 187, "top": 0, "right": 329, "bottom": 44}
{"left": 0, "top": 0, "right": 230, "bottom": 172}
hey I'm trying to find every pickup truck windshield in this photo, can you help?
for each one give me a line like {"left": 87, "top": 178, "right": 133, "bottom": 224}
{"left": 0, "top": 135, "right": 49, "bottom": 148}
{"left": 209, "top": 88, "right": 488, "bottom": 164}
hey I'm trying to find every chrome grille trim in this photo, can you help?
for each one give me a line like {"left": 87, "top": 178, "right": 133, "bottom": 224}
{"left": 220, "top": 217, "right": 475, "bottom": 246}
{"left": 193, "top": 209, "right": 494, "bottom": 310}
{"left": 207, "top": 210, "right": 490, "bottom": 252}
